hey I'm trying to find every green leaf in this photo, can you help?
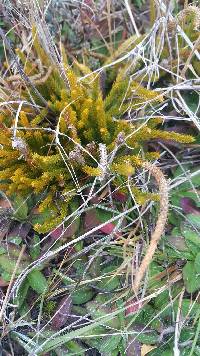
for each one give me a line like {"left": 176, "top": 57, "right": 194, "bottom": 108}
{"left": 27, "top": 269, "right": 48, "bottom": 294}
{"left": 12, "top": 195, "right": 28, "bottom": 220}
{"left": 0, "top": 247, "right": 6, "bottom": 255}
{"left": 136, "top": 330, "right": 159, "bottom": 344}
{"left": 1, "top": 271, "right": 12, "bottom": 281}
{"left": 183, "top": 262, "right": 200, "bottom": 293}
{"left": 98, "top": 335, "right": 121, "bottom": 353}
{"left": 9, "top": 236, "right": 22, "bottom": 245}
{"left": 31, "top": 208, "right": 52, "bottom": 225}
{"left": 187, "top": 214, "right": 200, "bottom": 228}
{"left": 28, "top": 308, "right": 124, "bottom": 353}
{"left": 183, "top": 91, "right": 199, "bottom": 113}
{"left": 168, "top": 211, "right": 182, "bottom": 227}
{"left": 15, "top": 279, "right": 29, "bottom": 308}
{"left": 71, "top": 286, "right": 95, "bottom": 305}
{"left": 19, "top": 302, "right": 30, "bottom": 318}
{"left": 66, "top": 340, "right": 85, "bottom": 355}
{"left": 149, "top": 350, "right": 172, "bottom": 356}
{"left": 194, "top": 252, "right": 200, "bottom": 273}
{"left": 174, "top": 299, "right": 200, "bottom": 318}
{"left": 148, "top": 262, "right": 164, "bottom": 288}
{"left": 182, "top": 229, "right": 200, "bottom": 255}
{"left": 95, "top": 264, "right": 120, "bottom": 292}
{"left": 0, "top": 254, "right": 28, "bottom": 275}
{"left": 180, "top": 328, "right": 195, "bottom": 343}
{"left": 30, "top": 235, "right": 40, "bottom": 260}
{"left": 96, "top": 207, "right": 118, "bottom": 225}
{"left": 173, "top": 166, "right": 200, "bottom": 191}
{"left": 86, "top": 300, "right": 121, "bottom": 328}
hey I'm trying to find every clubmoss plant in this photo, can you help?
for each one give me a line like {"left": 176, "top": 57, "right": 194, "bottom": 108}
{"left": 0, "top": 30, "right": 195, "bottom": 233}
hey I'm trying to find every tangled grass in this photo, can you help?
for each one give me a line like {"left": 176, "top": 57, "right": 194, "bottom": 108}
{"left": 0, "top": 1, "right": 200, "bottom": 355}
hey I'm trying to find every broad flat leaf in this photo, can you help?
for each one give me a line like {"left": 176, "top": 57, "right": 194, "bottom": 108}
{"left": 98, "top": 335, "right": 121, "bottom": 353}
{"left": 0, "top": 243, "right": 28, "bottom": 260}
{"left": 100, "top": 222, "right": 117, "bottom": 234}
{"left": 8, "top": 222, "right": 31, "bottom": 240}
{"left": 96, "top": 208, "right": 117, "bottom": 224}
{"left": 194, "top": 252, "right": 200, "bottom": 273}
{"left": 31, "top": 208, "right": 52, "bottom": 225}
{"left": 65, "top": 340, "right": 85, "bottom": 355}
{"left": 51, "top": 294, "right": 72, "bottom": 330}
{"left": 125, "top": 298, "right": 142, "bottom": 315}
{"left": 0, "top": 277, "right": 10, "bottom": 286}
{"left": 19, "top": 302, "right": 30, "bottom": 318}
{"left": 84, "top": 208, "right": 121, "bottom": 237}
{"left": 187, "top": 214, "right": 200, "bottom": 228}
{"left": 177, "top": 191, "right": 200, "bottom": 205}
{"left": 12, "top": 195, "right": 28, "bottom": 220}
{"left": 183, "top": 261, "right": 200, "bottom": 293}
{"left": 126, "top": 337, "right": 141, "bottom": 356}
{"left": 167, "top": 235, "right": 188, "bottom": 251}
{"left": 27, "top": 269, "right": 48, "bottom": 294}
{"left": 147, "top": 349, "right": 172, "bottom": 356}
{"left": 15, "top": 279, "right": 29, "bottom": 308}
{"left": 173, "top": 166, "right": 200, "bottom": 190}
{"left": 71, "top": 286, "right": 95, "bottom": 305}
{"left": 112, "top": 191, "right": 127, "bottom": 202}
{"left": 182, "top": 229, "right": 200, "bottom": 255}
{"left": 84, "top": 209, "right": 100, "bottom": 231}
{"left": 96, "top": 265, "right": 120, "bottom": 291}
{"left": 51, "top": 221, "right": 78, "bottom": 240}
{"left": 30, "top": 235, "right": 40, "bottom": 260}
{"left": 163, "top": 245, "right": 193, "bottom": 261}
{"left": 1, "top": 271, "right": 12, "bottom": 282}
{"left": 183, "top": 91, "right": 199, "bottom": 113}
{"left": 181, "top": 198, "right": 200, "bottom": 215}
{"left": 0, "top": 246, "right": 6, "bottom": 255}
{"left": 179, "top": 329, "right": 195, "bottom": 343}
{"left": 173, "top": 299, "right": 200, "bottom": 318}
{"left": 136, "top": 331, "right": 159, "bottom": 344}
{"left": 8, "top": 236, "right": 22, "bottom": 245}
{"left": 0, "top": 245, "right": 29, "bottom": 276}
{"left": 86, "top": 300, "right": 121, "bottom": 329}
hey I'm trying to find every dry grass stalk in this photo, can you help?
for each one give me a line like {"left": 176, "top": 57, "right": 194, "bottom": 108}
{"left": 133, "top": 162, "right": 169, "bottom": 294}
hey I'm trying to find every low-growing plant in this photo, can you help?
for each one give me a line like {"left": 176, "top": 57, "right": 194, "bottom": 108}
{"left": 0, "top": 29, "right": 194, "bottom": 235}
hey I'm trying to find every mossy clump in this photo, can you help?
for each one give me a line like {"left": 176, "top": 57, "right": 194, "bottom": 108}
{"left": 0, "top": 30, "right": 195, "bottom": 233}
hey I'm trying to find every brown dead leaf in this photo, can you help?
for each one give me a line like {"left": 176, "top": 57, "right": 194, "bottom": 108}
{"left": 141, "top": 344, "right": 156, "bottom": 356}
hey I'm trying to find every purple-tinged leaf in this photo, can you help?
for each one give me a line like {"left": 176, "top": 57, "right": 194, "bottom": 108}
{"left": 181, "top": 197, "right": 200, "bottom": 215}
{"left": 51, "top": 295, "right": 72, "bottom": 330}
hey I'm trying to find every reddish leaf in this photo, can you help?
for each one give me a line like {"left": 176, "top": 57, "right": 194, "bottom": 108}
{"left": 50, "top": 226, "right": 63, "bottom": 240}
{"left": 51, "top": 294, "right": 72, "bottom": 330}
{"left": 0, "top": 278, "right": 10, "bottom": 287}
{"left": 81, "top": 0, "right": 95, "bottom": 25}
{"left": 50, "top": 222, "right": 78, "bottom": 240}
{"left": 181, "top": 197, "right": 200, "bottom": 215}
{"left": 100, "top": 222, "right": 116, "bottom": 234}
{"left": 84, "top": 210, "right": 121, "bottom": 238}
{"left": 112, "top": 191, "right": 127, "bottom": 202}
{"left": 0, "top": 199, "right": 12, "bottom": 209}
{"left": 84, "top": 210, "right": 100, "bottom": 232}
{"left": 125, "top": 298, "right": 143, "bottom": 316}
